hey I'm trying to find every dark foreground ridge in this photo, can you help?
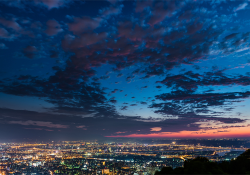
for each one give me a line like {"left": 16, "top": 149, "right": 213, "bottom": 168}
{"left": 155, "top": 149, "right": 250, "bottom": 175}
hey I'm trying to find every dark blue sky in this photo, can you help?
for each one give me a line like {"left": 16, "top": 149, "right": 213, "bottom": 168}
{"left": 0, "top": 0, "right": 250, "bottom": 142}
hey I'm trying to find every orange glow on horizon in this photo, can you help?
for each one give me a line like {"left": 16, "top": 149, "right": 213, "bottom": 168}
{"left": 106, "top": 126, "right": 250, "bottom": 138}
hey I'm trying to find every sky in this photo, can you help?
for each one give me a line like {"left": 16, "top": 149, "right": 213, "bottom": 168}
{"left": 0, "top": 0, "right": 250, "bottom": 142}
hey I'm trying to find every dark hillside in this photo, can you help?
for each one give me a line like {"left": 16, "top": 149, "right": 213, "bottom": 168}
{"left": 155, "top": 149, "right": 250, "bottom": 175}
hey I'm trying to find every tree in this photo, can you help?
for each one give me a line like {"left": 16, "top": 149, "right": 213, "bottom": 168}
{"left": 155, "top": 149, "right": 250, "bottom": 175}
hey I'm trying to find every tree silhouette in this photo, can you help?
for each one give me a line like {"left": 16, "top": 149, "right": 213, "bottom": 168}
{"left": 155, "top": 149, "right": 250, "bottom": 175}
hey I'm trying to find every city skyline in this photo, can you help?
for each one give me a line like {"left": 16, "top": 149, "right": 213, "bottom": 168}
{"left": 0, "top": 0, "right": 250, "bottom": 141}
{"left": 1, "top": 139, "right": 248, "bottom": 174}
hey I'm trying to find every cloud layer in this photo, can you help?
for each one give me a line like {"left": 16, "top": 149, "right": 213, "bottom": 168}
{"left": 0, "top": 0, "right": 250, "bottom": 141}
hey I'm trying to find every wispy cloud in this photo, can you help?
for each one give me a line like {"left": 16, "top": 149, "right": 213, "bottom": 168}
{"left": 234, "top": 2, "right": 248, "bottom": 12}
{"left": 8, "top": 120, "right": 68, "bottom": 128}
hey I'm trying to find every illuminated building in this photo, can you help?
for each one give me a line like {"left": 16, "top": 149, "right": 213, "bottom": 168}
{"left": 0, "top": 163, "right": 7, "bottom": 175}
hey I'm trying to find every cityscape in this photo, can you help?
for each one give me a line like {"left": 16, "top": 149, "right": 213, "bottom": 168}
{"left": 0, "top": 139, "right": 249, "bottom": 174}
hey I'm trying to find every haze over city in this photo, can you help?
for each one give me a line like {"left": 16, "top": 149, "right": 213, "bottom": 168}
{"left": 0, "top": 0, "right": 250, "bottom": 142}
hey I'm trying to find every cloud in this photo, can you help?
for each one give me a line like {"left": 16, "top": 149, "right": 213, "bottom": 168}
{"left": 155, "top": 91, "right": 250, "bottom": 110}
{"left": 33, "top": 0, "right": 75, "bottom": 10}
{"left": 234, "top": 3, "right": 248, "bottom": 12}
{"left": 22, "top": 45, "right": 38, "bottom": 59}
{"left": 149, "top": 89, "right": 249, "bottom": 126}
{"left": 0, "top": 0, "right": 24, "bottom": 8}
{"left": 68, "top": 17, "right": 103, "bottom": 34}
{"left": 0, "top": 17, "right": 22, "bottom": 31}
{"left": 45, "top": 19, "right": 63, "bottom": 36}
{"left": 0, "top": 43, "right": 8, "bottom": 49}
{"left": 111, "top": 89, "right": 119, "bottom": 93}
{"left": 147, "top": 1, "right": 181, "bottom": 26}
{"left": 150, "top": 127, "right": 162, "bottom": 131}
{"left": 0, "top": 62, "right": 114, "bottom": 118}
{"left": 157, "top": 71, "right": 250, "bottom": 92}
{"left": 120, "top": 106, "right": 128, "bottom": 110}
{"left": 1, "top": 0, "right": 250, "bottom": 141}
{"left": 0, "top": 106, "right": 247, "bottom": 141}
{"left": 100, "top": 75, "right": 110, "bottom": 80}
{"left": 61, "top": 32, "right": 107, "bottom": 54}
{"left": 57, "top": 10, "right": 233, "bottom": 86}
{"left": 24, "top": 128, "right": 53, "bottom": 131}
{"left": 8, "top": 120, "right": 68, "bottom": 128}
{"left": 50, "top": 50, "right": 59, "bottom": 58}
{"left": 57, "top": 6, "right": 225, "bottom": 81}
{"left": 35, "top": 0, "right": 69, "bottom": 9}
{"left": 0, "top": 28, "right": 11, "bottom": 39}
{"left": 117, "top": 73, "right": 123, "bottom": 77}
{"left": 0, "top": 0, "right": 73, "bottom": 10}
{"left": 178, "top": 10, "right": 193, "bottom": 21}
{"left": 106, "top": 0, "right": 120, "bottom": 5}
{"left": 99, "top": 4, "right": 124, "bottom": 17}
{"left": 135, "top": 1, "right": 153, "bottom": 12}
{"left": 109, "top": 98, "right": 117, "bottom": 104}
{"left": 76, "top": 125, "right": 86, "bottom": 130}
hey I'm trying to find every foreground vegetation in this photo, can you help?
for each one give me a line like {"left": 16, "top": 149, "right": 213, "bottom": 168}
{"left": 155, "top": 149, "right": 250, "bottom": 174}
